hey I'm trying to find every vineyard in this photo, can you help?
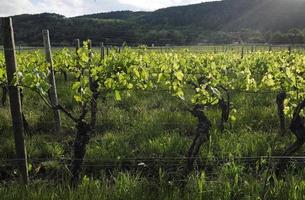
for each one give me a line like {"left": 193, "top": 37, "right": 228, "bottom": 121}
{"left": 2, "top": 18, "right": 305, "bottom": 199}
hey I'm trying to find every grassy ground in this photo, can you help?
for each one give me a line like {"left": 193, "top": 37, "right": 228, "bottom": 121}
{"left": 1, "top": 75, "right": 305, "bottom": 199}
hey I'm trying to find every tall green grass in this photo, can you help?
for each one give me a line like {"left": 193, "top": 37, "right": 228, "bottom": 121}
{"left": 0, "top": 77, "right": 303, "bottom": 199}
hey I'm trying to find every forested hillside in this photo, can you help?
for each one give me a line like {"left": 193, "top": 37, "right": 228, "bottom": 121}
{"left": 2, "top": 0, "right": 305, "bottom": 45}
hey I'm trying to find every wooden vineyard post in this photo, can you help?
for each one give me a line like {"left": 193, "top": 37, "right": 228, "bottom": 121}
{"left": 88, "top": 39, "right": 92, "bottom": 62}
{"left": 42, "top": 30, "right": 61, "bottom": 134}
{"left": 88, "top": 40, "right": 99, "bottom": 132}
{"left": 100, "top": 42, "right": 105, "bottom": 60}
{"left": 75, "top": 39, "right": 82, "bottom": 93}
{"left": 1, "top": 17, "right": 29, "bottom": 184}
{"left": 75, "top": 39, "right": 80, "bottom": 54}
{"left": 106, "top": 46, "right": 109, "bottom": 56}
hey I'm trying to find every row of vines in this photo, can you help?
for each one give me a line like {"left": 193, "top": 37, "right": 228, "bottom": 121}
{"left": 1, "top": 33, "right": 305, "bottom": 186}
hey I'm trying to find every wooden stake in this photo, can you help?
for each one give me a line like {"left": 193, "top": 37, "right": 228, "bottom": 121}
{"left": 42, "top": 30, "right": 61, "bottom": 134}
{"left": 75, "top": 39, "right": 80, "bottom": 55}
{"left": 88, "top": 40, "right": 98, "bottom": 132}
{"left": 1, "top": 17, "right": 29, "bottom": 184}
{"left": 106, "top": 46, "right": 109, "bottom": 56}
{"left": 100, "top": 42, "right": 105, "bottom": 60}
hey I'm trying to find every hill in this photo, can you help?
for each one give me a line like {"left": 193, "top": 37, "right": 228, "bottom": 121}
{"left": 2, "top": 0, "right": 305, "bottom": 45}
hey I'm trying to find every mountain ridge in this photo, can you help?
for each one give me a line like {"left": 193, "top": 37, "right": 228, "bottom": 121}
{"left": 2, "top": 0, "right": 305, "bottom": 45}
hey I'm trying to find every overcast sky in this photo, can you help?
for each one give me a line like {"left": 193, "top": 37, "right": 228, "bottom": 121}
{"left": 0, "top": 0, "right": 216, "bottom": 17}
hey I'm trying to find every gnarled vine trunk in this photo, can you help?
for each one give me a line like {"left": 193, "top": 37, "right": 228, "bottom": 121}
{"left": 22, "top": 112, "right": 29, "bottom": 134}
{"left": 71, "top": 120, "right": 91, "bottom": 187}
{"left": 186, "top": 104, "right": 211, "bottom": 172}
{"left": 55, "top": 104, "right": 91, "bottom": 188}
{"left": 276, "top": 98, "right": 305, "bottom": 174}
{"left": 219, "top": 92, "right": 230, "bottom": 132}
{"left": 276, "top": 91, "right": 286, "bottom": 136}
{"left": 61, "top": 70, "right": 68, "bottom": 82}
{"left": 1, "top": 86, "right": 7, "bottom": 106}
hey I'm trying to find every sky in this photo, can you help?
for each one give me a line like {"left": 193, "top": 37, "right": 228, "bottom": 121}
{"left": 0, "top": 0, "right": 214, "bottom": 17}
